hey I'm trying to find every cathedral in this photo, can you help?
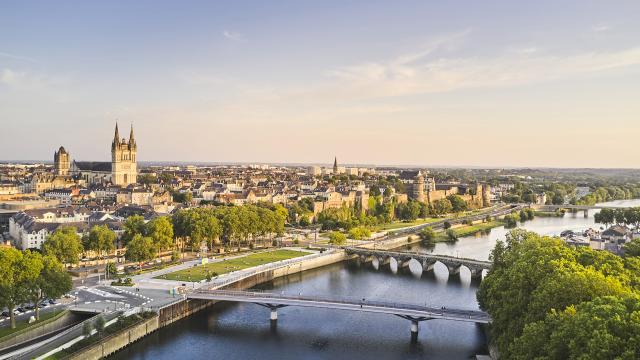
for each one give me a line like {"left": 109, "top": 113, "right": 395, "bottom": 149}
{"left": 44, "top": 123, "right": 138, "bottom": 190}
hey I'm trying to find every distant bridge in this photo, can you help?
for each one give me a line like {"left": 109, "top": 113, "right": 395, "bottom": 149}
{"left": 345, "top": 247, "right": 492, "bottom": 281}
{"left": 188, "top": 289, "right": 490, "bottom": 339}
{"left": 532, "top": 204, "right": 622, "bottom": 211}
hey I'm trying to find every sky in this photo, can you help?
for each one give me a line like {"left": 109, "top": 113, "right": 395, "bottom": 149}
{"left": 1, "top": 0, "right": 639, "bottom": 168}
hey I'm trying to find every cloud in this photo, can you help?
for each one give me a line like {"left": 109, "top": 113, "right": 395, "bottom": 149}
{"left": 223, "top": 30, "right": 245, "bottom": 42}
{"left": 592, "top": 23, "right": 611, "bottom": 33}
{"left": 0, "top": 51, "right": 37, "bottom": 63}
{"left": 325, "top": 44, "right": 640, "bottom": 99}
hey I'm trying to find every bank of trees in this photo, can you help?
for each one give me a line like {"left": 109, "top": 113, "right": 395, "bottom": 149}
{"left": 172, "top": 205, "right": 286, "bottom": 251}
{"left": 477, "top": 230, "right": 640, "bottom": 359}
{"left": 0, "top": 248, "right": 72, "bottom": 328}
{"left": 595, "top": 207, "right": 640, "bottom": 228}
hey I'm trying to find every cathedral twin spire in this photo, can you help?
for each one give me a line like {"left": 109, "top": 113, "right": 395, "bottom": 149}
{"left": 112, "top": 122, "right": 136, "bottom": 149}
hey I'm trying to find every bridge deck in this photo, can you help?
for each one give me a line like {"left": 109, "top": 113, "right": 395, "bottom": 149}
{"left": 345, "top": 247, "right": 492, "bottom": 269}
{"left": 188, "top": 290, "right": 490, "bottom": 324}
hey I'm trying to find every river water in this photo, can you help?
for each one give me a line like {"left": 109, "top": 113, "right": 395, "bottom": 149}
{"left": 110, "top": 199, "right": 639, "bottom": 360}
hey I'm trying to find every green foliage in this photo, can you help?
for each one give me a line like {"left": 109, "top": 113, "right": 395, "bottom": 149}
{"left": 418, "top": 227, "right": 435, "bottom": 243}
{"left": 122, "top": 215, "right": 146, "bottom": 245}
{"left": 477, "top": 230, "right": 640, "bottom": 358}
{"left": 445, "top": 229, "right": 458, "bottom": 242}
{"left": 433, "top": 199, "right": 453, "bottom": 215}
{"left": 595, "top": 207, "right": 640, "bottom": 228}
{"left": 146, "top": 216, "right": 174, "bottom": 251}
{"left": 25, "top": 254, "right": 72, "bottom": 320}
{"left": 173, "top": 205, "right": 285, "bottom": 250}
{"left": 503, "top": 212, "right": 520, "bottom": 228}
{"left": 42, "top": 226, "right": 83, "bottom": 264}
{"left": 125, "top": 234, "right": 157, "bottom": 265}
{"left": 94, "top": 315, "right": 106, "bottom": 336}
{"left": 0, "top": 248, "right": 43, "bottom": 328}
{"left": 82, "top": 321, "right": 93, "bottom": 337}
{"left": 84, "top": 224, "right": 116, "bottom": 258}
{"left": 348, "top": 226, "right": 371, "bottom": 240}
{"left": 624, "top": 238, "right": 640, "bottom": 257}
{"left": 327, "top": 231, "right": 347, "bottom": 245}
{"left": 447, "top": 195, "right": 468, "bottom": 212}
{"left": 519, "top": 208, "right": 535, "bottom": 221}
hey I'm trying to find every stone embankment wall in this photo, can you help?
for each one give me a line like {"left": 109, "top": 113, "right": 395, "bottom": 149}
{"left": 66, "top": 316, "right": 159, "bottom": 360}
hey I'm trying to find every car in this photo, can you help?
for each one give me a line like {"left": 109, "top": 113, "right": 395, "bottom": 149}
{"left": 25, "top": 304, "right": 35, "bottom": 310}
{"left": 13, "top": 309, "right": 22, "bottom": 315}
{"left": 114, "top": 289, "right": 124, "bottom": 294}
{"left": 1, "top": 311, "right": 9, "bottom": 318}
{"left": 48, "top": 299, "right": 56, "bottom": 305}
{"left": 39, "top": 303, "right": 47, "bottom": 308}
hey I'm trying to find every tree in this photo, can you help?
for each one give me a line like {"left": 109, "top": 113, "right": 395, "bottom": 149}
{"left": 477, "top": 230, "right": 636, "bottom": 358}
{"left": 433, "top": 199, "right": 453, "bottom": 216}
{"left": 26, "top": 254, "right": 72, "bottom": 320}
{"left": 125, "top": 234, "right": 157, "bottom": 267}
{"left": 327, "top": 231, "right": 347, "bottom": 245}
{"left": 0, "top": 248, "right": 43, "bottom": 328}
{"left": 83, "top": 321, "right": 93, "bottom": 337}
{"left": 94, "top": 315, "right": 106, "bottom": 337}
{"left": 84, "top": 225, "right": 116, "bottom": 262}
{"left": 122, "top": 215, "right": 146, "bottom": 245}
{"left": 42, "top": 226, "right": 83, "bottom": 265}
{"left": 138, "top": 173, "right": 156, "bottom": 186}
{"left": 146, "top": 216, "right": 174, "bottom": 251}
{"left": 418, "top": 227, "right": 436, "bottom": 244}
{"left": 624, "top": 238, "right": 640, "bottom": 257}
{"left": 348, "top": 227, "right": 371, "bottom": 240}
{"left": 447, "top": 195, "right": 468, "bottom": 213}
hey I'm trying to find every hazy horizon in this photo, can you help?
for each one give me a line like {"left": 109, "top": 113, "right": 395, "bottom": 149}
{"left": 2, "top": 1, "right": 639, "bottom": 167}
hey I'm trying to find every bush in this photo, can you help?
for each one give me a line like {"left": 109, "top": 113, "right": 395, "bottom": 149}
{"left": 418, "top": 227, "right": 436, "bottom": 243}
{"left": 327, "top": 231, "right": 347, "bottom": 245}
{"left": 443, "top": 221, "right": 452, "bottom": 230}
{"left": 446, "top": 229, "right": 458, "bottom": 242}
{"left": 82, "top": 321, "right": 93, "bottom": 337}
{"left": 348, "top": 226, "right": 371, "bottom": 240}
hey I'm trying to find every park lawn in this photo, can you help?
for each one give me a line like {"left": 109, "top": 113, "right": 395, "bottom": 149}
{"left": 0, "top": 309, "right": 65, "bottom": 339}
{"left": 156, "top": 249, "right": 309, "bottom": 282}
{"left": 377, "top": 218, "right": 440, "bottom": 231}
{"left": 436, "top": 221, "right": 504, "bottom": 241}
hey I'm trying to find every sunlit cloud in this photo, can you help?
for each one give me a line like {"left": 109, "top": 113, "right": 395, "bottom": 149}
{"left": 592, "top": 23, "right": 611, "bottom": 33}
{"left": 223, "top": 30, "right": 246, "bottom": 42}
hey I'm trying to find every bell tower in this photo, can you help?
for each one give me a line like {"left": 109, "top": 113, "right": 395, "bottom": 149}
{"left": 54, "top": 146, "right": 70, "bottom": 176}
{"left": 111, "top": 122, "right": 138, "bottom": 186}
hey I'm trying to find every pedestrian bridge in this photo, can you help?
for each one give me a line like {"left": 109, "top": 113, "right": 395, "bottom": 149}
{"left": 345, "top": 247, "right": 492, "bottom": 281}
{"left": 188, "top": 289, "right": 490, "bottom": 339}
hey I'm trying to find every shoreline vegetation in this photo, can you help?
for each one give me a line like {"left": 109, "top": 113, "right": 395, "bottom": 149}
{"left": 156, "top": 249, "right": 308, "bottom": 282}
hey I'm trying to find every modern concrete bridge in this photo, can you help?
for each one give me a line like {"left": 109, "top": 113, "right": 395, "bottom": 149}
{"left": 188, "top": 289, "right": 490, "bottom": 339}
{"left": 345, "top": 247, "right": 492, "bottom": 281}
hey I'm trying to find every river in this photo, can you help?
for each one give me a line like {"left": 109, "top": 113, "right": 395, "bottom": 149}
{"left": 109, "top": 199, "right": 640, "bottom": 360}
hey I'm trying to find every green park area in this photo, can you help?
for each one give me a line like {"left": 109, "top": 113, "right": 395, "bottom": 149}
{"left": 443, "top": 221, "right": 504, "bottom": 239}
{"left": 156, "top": 249, "right": 309, "bottom": 282}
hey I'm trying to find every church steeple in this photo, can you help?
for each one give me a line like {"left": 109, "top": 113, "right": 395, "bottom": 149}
{"left": 112, "top": 122, "right": 120, "bottom": 148}
{"left": 129, "top": 123, "right": 136, "bottom": 148}
{"left": 333, "top": 156, "right": 338, "bottom": 174}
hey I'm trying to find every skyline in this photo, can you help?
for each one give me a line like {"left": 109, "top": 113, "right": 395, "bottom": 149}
{"left": 2, "top": 0, "right": 640, "bottom": 167}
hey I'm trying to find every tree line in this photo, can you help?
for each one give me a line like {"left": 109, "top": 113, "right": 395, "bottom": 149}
{"left": 477, "top": 230, "right": 640, "bottom": 359}
{"left": 0, "top": 248, "right": 72, "bottom": 329}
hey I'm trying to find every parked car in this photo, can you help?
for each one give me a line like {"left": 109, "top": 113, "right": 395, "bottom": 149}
{"left": 1, "top": 311, "right": 9, "bottom": 318}
{"left": 25, "top": 304, "right": 35, "bottom": 310}
{"left": 38, "top": 303, "right": 47, "bottom": 308}
{"left": 48, "top": 299, "right": 56, "bottom": 305}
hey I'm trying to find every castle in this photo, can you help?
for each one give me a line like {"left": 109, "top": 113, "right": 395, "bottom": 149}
{"left": 406, "top": 171, "right": 491, "bottom": 208}
{"left": 32, "top": 123, "right": 138, "bottom": 192}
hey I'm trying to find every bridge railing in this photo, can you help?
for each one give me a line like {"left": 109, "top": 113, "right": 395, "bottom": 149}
{"left": 191, "top": 289, "right": 490, "bottom": 320}
{"left": 345, "top": 247, "right": 492, "bottom": 266}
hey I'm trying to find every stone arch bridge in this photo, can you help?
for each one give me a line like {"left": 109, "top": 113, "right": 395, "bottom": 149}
{"left": 345, "top": 247, "right": 492, "bottom": 281}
